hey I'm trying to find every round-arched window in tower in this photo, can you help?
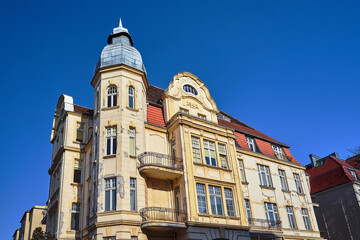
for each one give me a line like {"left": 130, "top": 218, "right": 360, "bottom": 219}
{"left": 182, "top": 84, "right": 198, "bottom": 96}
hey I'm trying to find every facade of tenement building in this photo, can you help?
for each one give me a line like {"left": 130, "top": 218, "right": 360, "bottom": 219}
{"left": 45, "top": 19, "right": 323, "bottom": 240}
{"left": 13, "top": 205, "right": 47, "bottom": 240}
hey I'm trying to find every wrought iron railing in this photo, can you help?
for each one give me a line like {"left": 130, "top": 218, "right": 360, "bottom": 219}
{"left": 248, "top": 218, "right": 282, "bottom": 229}
{"left": 138, "top": 152, "right": 183, "bottom": 171}
{"left": 140, "top": 207, "right": 186, "bottom": 223}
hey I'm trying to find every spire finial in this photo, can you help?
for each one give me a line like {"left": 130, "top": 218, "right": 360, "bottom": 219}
{"left": 119, "top": 18, "right": 123, "bottom": 28}
{"left": 112, "top": 17, "right": 129, "bottom": 34}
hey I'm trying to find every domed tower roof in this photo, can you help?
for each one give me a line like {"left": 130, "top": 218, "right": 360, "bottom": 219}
{"left": 94, "top": 19, "right": 146, "bottom": 74}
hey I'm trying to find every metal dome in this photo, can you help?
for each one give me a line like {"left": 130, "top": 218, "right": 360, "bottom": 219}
{"left": 94, "top": 19, "right": 146, "bottom": 74}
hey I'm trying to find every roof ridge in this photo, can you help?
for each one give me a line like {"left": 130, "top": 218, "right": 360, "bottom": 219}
{"left": 74, "top": 104, "right": 93, "bottom": 110}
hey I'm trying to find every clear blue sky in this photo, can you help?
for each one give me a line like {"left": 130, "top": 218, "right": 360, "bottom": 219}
{"left": 1, "top": 0, "right": 359, "bottom": 237}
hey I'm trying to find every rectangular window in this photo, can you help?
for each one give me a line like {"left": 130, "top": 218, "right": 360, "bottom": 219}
{"left": 286, "top": 206, "right": 297, "bottom": 229}
{"left": 238, "top": 159, "right": 247, "bottom": 182}
{"left": 218, "top": 144, "right": 228, "bottom": 169}
{"left": 130, "top": 178, "right": 137, "bottom": 211}
{"left": 209, "top": 185, "right": 223, "bottom": 215}
{"left": 71, "top": 203, "right": 80, "bottom": 231}
{"left": 272, "top": 145, "right": 287, "bottom": 160}
{"left": 103, "top": 237, "right": 116, "bottom": 240}
{"left": 179, "top": 108, "right": 189, "bottom": 114}
{"left": 171, "top": 139, "right": 176, "bottom": 159}
{"left": 196, "top": 183, "right": 207, "bottom": 213}
{"left": 191, "top": 137, "right": 202, "bottom": 163}
{"left": 246, "top": 136, "right": 256, "bottom": 152}
{"left": 106, "top": 127, "right": 117, "bottom": 155}
{"left": 130, "top": 237, "right": 138, "bottom": 240}
{"left": 279, "top": 169, "right": 289, "bottom": 191}
{"left": 105, "top": 178, "right": 116, "bottom": 211}
{"left": 264, "top": 203, "right": 279, "bottom": 226}
{"left": 203, "top": 140, "right": 217, "bottom": 166}
{"left": 128, "top": 86, "right": 135, "bottom": 109}
{"left": 76, "top": 122, "right": 85, "bottom": 142}
{"left": 198, "top": 114, "right": 206, "bottom": 120}
{"left": 224, "top": 188, "right": 235, "bottom": 217}
{"left": 301, "top": 208, "right": 312, "bottom": 231}
{"left": 294, "top": 173, "right": 303, "bottom": 193}
{"left": 129, "top": 127, "right": 136, "bottom": 156}
{"left": 244, "top": 199, "right": 252, "bottom": 224}
{"left": 73, "top": 159, "right": 82, "bottom": 184}
{"left": 258, "top": 165, "right": 273, "bottom": 187}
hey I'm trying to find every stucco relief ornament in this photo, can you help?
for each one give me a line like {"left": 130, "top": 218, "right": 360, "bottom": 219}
{"left": 184, "top": 101, "right": 199, "bottom": 109}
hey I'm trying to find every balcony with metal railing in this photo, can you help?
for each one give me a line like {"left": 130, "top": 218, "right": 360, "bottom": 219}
{"left": 137, "top": 152, "right": 183, "bottom": 180}
{"left": 140, "top": 207, "right": 186, "bottom": 229}
{"left": 248, "top": 218, "right": 282, "bottom": 230}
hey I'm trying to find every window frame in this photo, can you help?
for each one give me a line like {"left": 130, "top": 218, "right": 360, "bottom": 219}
{"left": 238, "top": 159, "right": 247, "bottom": 182}
{"left": 203, "top": 140, "right": 217, "bottom": 167}
{"left": 246, "top": 136, "right": 256, "bottom": 152}
{"left": 224, "top": 188, "right": 235, "bottom": 217}
{"left": 208, "top": 185, "right": 224, "bottom": 216}
{"left": 272, "top": 145, "right": 287, "bottom": 160}
{"left": 301, "top": 208, "right": 312, "bottom": 231}
{"left": 278, "top": 169, "right": 289, "bottom": 191}
{"left": 218, "top": 143, "right": 228, "bottom": 169}
{"left": 179, "top": 108, "right": 189, "bottom": 114}
{"left": 349, "top": 168, "right": 359, "bottom": 180}
{"left": 244, "top": 199, "right": 252, "bottom": 224}
{"left": 182, "top": 84, "right": 198, "bottom": 96}
{"left": 264, "top": 202, "right": 279, "bottom": 226}
{"left": 198, "top": 114, "right": 206, "bottom": 120}
{"left": 129, "top": 127, "right": 136, "bottom": 156}
{"left": 258, "top": 164, "right": 273, "bottom": 187}
{"left": 293, "top": 173, "right": 304, "bottom": 193}
{"left": 106, "top": 85, "right": 117, "bottom": 108}
{"left": 286, "top": 206, "right": 297, "bottom": 229}
{"left": 196, "top": 183, "right": 207, "bottom": 214}
{"left": 76, "top": 122, "right": 85, "bottom": 143}
{"left": 105, "top": 178, "right": 117, "bottom": 211}
{"left": 128, "top": 86, "right": 135, "bottom": 109}
{"left": 73, "top": 159, "right": 82, "bottom": 184}
{"left": 130, "top": 178, "right": 137, "bottom": 211}
{"left": 71, "top": 203, "right": 80, "bottom": 231}
{"left": 105, "top": 127, "right": 117, "bottom": 156}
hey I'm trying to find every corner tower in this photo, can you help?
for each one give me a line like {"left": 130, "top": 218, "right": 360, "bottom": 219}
{"left": 87, "top": 19, "right": 148, "bottom": 240}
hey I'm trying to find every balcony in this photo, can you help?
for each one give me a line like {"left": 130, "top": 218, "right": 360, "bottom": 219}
{"left": 138, "top": 152, "right": 183, "bottom": 180}
{"left": 248, "top": 218, "right": 282, "bottom": 230}
{"left": 140, "top": 207, "right": 186, "bottom": 230}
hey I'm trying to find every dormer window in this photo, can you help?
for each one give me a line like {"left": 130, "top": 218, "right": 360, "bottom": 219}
{"left": 183, "top": 84, "right": 198, "bottom": 96}
{"left": 349, "top": 169, "right": 359, "bottom": 181}
{"left": 272, "top": 145, "right": 287, "bottom": 160}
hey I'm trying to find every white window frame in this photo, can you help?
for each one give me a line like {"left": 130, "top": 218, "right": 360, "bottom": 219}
{"left": 196, "top": 183, "right": 207, "bottom": 214}
{"left": 286, "top": 206, "right": 297, "bottom": 229}
{"left": 301, "top": 208, "right": 312, "bottom": 231}
{"left": 264, "top": 202, "right": 279, "bottom": 226}
{"left": 258, "top": 164, "right": 273, "bottom": 187}
{"left": 128, "top": 86, "right": 135, "bottom": 109}
{"left": 349, "top": 169, "right": 359, "bottom": 180}
{"left": 203, "top": 140, "right": 217, "bottom": 166}
{"left": 246, "top": 136, "right": 256, "bottom": 152}
{"left": 238, "top": 159, "right": 247, "bottom": 182}
{"left": 71, "top": 203, "right": 80, "bottom": 231}
{"left": 279, "top": 169, "right": 289, "bottom": 191}
{"left": 218, "top": 144, "right": 228, "bottom": 169}
{"left": 107, "top": 86, "right": 117, "bottom": 108}
{"left": 179, "top": 108, "right": 189, "bottom": 114}
{"left": 208, "top": 185, "right": 224, "bottom": 215}
{"left": 130, "top": 178, "right": 137, "bottom": 211}
{"left": 272, "top": 145, "right": 286, "bottom": 160}
{"left": 198, "top": 114, "right": 206, "bottom": 120}
{"left": 129, "top": 127, "right": 136, "bottom": 156}
{"left": 294, "top": 173, "right": 303, "bottom": 193}
{"left": 244, "top": 199, "right": 252, "bottom": 223}
{"left": 73, "top": 159, "right": 82, "bottom": 184}
{"left": 105, "top": 127, "right": 117, "bottom": 156}
{"left": 105, "top": 178, "right": 116, "bottom": 211}
{"left": 182, "top": 84, "right": 198, "bottom": 96}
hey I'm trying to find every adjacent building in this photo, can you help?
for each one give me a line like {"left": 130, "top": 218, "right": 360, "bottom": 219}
{"left": 13, "top": 205, "right": 47, "bottom": 240}
{"left": 306, "top": 153, "right": 360, "bottom": 239}
{"left": 45, "top": 19, "right": 322, "bottom": 240}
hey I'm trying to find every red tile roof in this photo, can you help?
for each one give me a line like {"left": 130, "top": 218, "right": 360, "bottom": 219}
{"left": 306, "top": 155, "right": 360, "bottom": 194}
{"left": 74, "top": 104, "right": 94, "bottom": 116}
{"left": 346, "top": 154, "right": 360, "bottom": 169}
{"left": 147, "top": 104, "right": 165, "bottom": 127}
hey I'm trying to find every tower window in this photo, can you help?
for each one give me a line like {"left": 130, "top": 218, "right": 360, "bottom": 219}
{"left": 73, "top": 159, "right": 82, "bottom": 184}
{"left": 105, "top": 178, "right": 116, "bottom": 211}
{"left": 107, "top": 86, "right": 117, "bottom": 108}
{"left": 129, "top": 127, "right": 136, "bottom": 156}
{"left": 71, "top": 203, "right": 80, "bottom": 231}
{"left": 105, "top": 127, "right": 117, "bottom": 155}
{"left": 76, "top": 122, "right": 85, "bottom": 142}
{"left": 183, "top": 84, "right": 198, "bottom": 96}
{"left": 128, "top": 86, "right": 135, "bottom": 109}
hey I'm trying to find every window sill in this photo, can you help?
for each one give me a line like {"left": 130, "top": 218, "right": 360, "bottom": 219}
{"left": 102, "top": 106, "right": 120, "bottom": 111}
{"left": 130, "top": 155, "right": 137, "bottom": 159}
{"left": 241, "top": 181, "right": 249, "bottom": 185}
{"left": 297, "top": 192, "right": 306, "bottom": 196}
{"left": 126, "top": 106, "right": 139, "bottom": 112}
{"left": 282, "top": 189, "right": 291, "bottom": 193}
{"left": 260, "top": 185, "right": 275, "bottom": 190}
{"left": 103, "top": 154, "right": 116, "bottom": 159}
{"left": 73, "top": 141, "right": 85, "bottom": 145}
{"left": 71, "top": 183, "right": 83, "bottom": 187}
{"left": 198, "top": 213, "right": 240, "bottom": 219}
{"left": 193, "top": 162, "right": 232, "bottom": 172}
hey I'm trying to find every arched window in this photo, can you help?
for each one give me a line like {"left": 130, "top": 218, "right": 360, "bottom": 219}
{"left": 107, "top": 86, "right": 117, "bottom": 108}
{"left": 128, "top": 86, "right": 135, "bottom": 109}
{"left": 183, "top": 84, "right": 198, "bottom": 96}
